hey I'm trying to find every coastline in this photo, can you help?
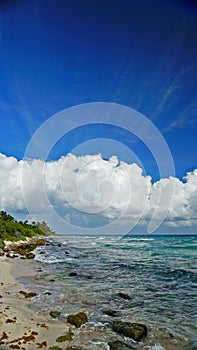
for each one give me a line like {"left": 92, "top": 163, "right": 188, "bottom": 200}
{"left": 0, "top": 255, "right": 71, "bottom": 350}
{"left": 0, "top": 235, "right": 196, "bottom": 350}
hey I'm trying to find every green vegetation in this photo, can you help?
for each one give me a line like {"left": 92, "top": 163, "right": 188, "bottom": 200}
{"left": 0, "top": 211, "right": 46, "bottom": 247}
{"left": 36, "top": 220, "right": 56, "bottom": 236}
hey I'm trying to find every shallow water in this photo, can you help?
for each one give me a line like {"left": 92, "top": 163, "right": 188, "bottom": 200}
{"left": 18, "top": 235, "right": 197, "bottom": 349}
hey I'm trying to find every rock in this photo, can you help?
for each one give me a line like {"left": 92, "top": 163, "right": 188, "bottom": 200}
{"left": 67, "top": 312, "right": 88, "bottom": 328}
{"left": 66, "top": 347, "right": 83, "bottom": 350}
{"left": 4, "top": 237, "right": 47, "bottom": 256}
{"left": 6, "top": 252, "right": 18, "bottom": 258}
{"left": 24, "top": 292, "right": 37, "bottom": 298}
{"left": 0, "top": 250, "right": 5, "bottom": 256}
{"left": 118, "top": 292, "right": 132, "bottom": 300}
{"left": 111, "top": 321, "right": 147, "bottom": 341}
{"left": 108, "top": 340, "right": 135, "bottom": 350}
{"left": 69, "top": 272, "right": 77, "bottom": 277}
{"left": 40, "top": 251, "right": 46, "bottom": 254}
{"left": 50, "top": 310, "right": 61, "bottom": 318}
{"left": 19, "top": 290, "right": 27, "bottom": 296}
{"left": 103, "top": 309, "right": 119, "bottom": 317}
{"left": 48, "top": 346, "right": 63, "bottom": 350}
{"left": 26, "top": 252, "right": 35, "bottom": 259}
{"left": 56, "top": 332, "right": 74, "bottom": 342}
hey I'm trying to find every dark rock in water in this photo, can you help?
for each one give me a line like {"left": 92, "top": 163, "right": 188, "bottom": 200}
{"left": 26, "top": 252, "right": 35, "bottom": 259}
{"left": 103, "top": 309, "right": 119, "bottom": 317}
{"left": 67, "top": 312, "right": 88, "bottom": 328}
{"left": 118, "top": 292, "right": 132, "bottom": 300}
{"left": 65, "top": 250, "right": 70, "bottom": 255}
{"left": 44, "top": 291, "right": 52, "bottom": 295}
{"left": 50, "top": 310, "right": 61, "bottom": 318}
{"left": 87, "top": 275, "right": 92, "bottom": 279}
{"left": 49, "top": 278, "right": 56, "bottom": 282}
{"left": 24, "top": 292, "right": 37, "bottom": 298}
{"left": 69, "top": 272, "right": 77, "bottom": 277}
{"left": 40, "top": 251, "right": 46, "bottom": 254}
{"left": 108, "top": 340, "right": 135, "bottom": 350}
{"left": 56, "top": 332, "right": 74, "bottom": 342}
{"left": 111, "top": 321, "right": 147, "bottom": 341}
{"left": 66, "top": 347, "right": 83, "bottom": 350}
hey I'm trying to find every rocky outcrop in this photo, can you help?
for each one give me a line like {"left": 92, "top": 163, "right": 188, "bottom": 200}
{"left": 67, "top": 312, "right": 88, "bottom": 328}
{"left": 3, "top": 236, "right": 48, "bottom": 258}
{"left": 111, "top": 321, "right": 147, "bottom": 341}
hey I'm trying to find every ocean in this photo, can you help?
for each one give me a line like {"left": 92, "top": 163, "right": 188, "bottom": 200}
{"left": 18, "top": 235, "right": 197, "bottom": 350}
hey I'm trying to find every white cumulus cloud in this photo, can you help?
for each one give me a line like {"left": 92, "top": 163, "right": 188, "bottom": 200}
{"left": 0, "top": 152, "right": 196, "bottom": 233}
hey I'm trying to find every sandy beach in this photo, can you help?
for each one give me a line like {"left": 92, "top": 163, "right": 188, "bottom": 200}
{"left": 0, "top": 255, "right": 72, "bottom": 350}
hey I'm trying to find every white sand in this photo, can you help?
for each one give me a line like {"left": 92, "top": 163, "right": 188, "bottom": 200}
{"left": 0, "top": 256, "right": 73, "bottom": 350}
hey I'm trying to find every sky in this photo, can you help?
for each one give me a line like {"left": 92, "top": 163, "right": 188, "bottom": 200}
{"left": 0, "top": 0, "right": 196, "bottom": 234}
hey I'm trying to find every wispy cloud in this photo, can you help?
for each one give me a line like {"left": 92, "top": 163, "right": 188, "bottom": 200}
{"left": 165, "top": 98, "right": 197, "bottom": 132}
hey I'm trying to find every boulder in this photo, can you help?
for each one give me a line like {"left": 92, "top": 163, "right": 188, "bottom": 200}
{"left": 67, "top": 312, "right": 88, "bottom": 328}
{"left": 111, "top": 321, "right": 147, "bottom": 341}
{"left": 118, "top": 292, "right": 132, "bottom": 300}
{"left": 26, "top": 252, "right": 35, "bottom": 259}
{"left": 69, "top": 272, "right": 77, "bottom": 277}
{"left": 50, "top": 310, "right": 61, "bottom": 318}
{"left": 103, "top": 309, "right": 119, "bottom": 317}
{"left": 24, "top": 292, "right": 37, "bottom": 298}
{"left": 56, "top": 332, "right": 74, "bottom": 342}
{"left": 108, "top": 340, "right": 135, "bottom": 350}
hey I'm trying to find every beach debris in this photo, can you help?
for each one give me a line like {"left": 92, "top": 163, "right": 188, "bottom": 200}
{"left": 6, "top": 317, "right": 17, "bottom": 323}
{"left": 108, "top": 340, "right": 135, "bottom": 350}
{"left": 0, "top": 331, "right": 8, "bottom": 341}
{"left": 56, "top": 332, "right": 74, "bottom": 342}
{"left": 111, "top": 321, "right": 147, "bottom": 341}
{"left": 118, "top": 292, "right": 132, "bottom": 300}
{"left": 67, "top": 312, "right": 88, "bottom": 328}
{"left": 36, "top": 340, "right": 47, "bottom": 348}
{"left": 50, "top": 310, "right": 61, "bottom": 318}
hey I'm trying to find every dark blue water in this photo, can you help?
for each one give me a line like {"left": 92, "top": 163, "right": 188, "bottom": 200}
{"left": 20, "top": 235, "right": 197, "bottom": 349}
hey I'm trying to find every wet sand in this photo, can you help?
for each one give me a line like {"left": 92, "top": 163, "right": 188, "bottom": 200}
{"left": 0, "top": 256, "right": 71, "bottom": 350}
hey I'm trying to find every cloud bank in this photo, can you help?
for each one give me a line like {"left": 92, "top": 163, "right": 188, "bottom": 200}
{"left": 0, "top": 152, "right": 196, "bottom": 233}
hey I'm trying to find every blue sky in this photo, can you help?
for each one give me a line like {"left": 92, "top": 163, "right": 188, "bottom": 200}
{"left": 0, "top": 0, "right": 197, "bottom": 233}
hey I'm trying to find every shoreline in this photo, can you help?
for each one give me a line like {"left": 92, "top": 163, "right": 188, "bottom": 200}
{"left": 0, "top": 255, "right": 71, "bottom": 350}
{"left": 0, "top": 236, "right": 195, "bottom": 350}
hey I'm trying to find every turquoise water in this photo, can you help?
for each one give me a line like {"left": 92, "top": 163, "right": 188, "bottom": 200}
{"left": 20, "top": 235, "right": 197, "bottom": 349}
